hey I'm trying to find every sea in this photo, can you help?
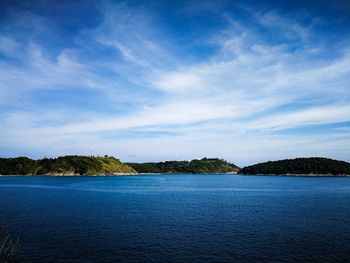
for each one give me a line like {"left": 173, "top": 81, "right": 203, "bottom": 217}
{"left": 0, "top": 174, "right": 349, "bottom": 262}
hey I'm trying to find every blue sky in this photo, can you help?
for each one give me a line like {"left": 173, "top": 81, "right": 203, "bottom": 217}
{"left": 1, "top": 0, "right": 350, "bottom": 165}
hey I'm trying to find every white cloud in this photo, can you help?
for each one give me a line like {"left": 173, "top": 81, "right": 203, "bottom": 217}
{"left": 0, "top": 2, "right": 349, "bottom": 163}
{"left": 0, "top": 35, "right": 19, "bottom": 57}
{"left": 250, "top": 104, "right": 350, "bottom": 131}
{"left": 151, "top": 71, "right": 203, "bottom": 93}
{"left": 255, "top": 11, "right": 311, "bottom": 41}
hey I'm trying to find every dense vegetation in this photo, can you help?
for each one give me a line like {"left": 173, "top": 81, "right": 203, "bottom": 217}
{"left": 0, "top": 157, "right": 38, "bottom": 175}
{"left": 0, "top": 156, "right": 136, "bottom": 175}
{"left": 239, "top": 157, "right": 350, "bottom": 175}
{"left": 2, "top": 156, "right": 349, "bottom": 176}
{"left": 127, "top": 158, "right": 240, "bottom": 174}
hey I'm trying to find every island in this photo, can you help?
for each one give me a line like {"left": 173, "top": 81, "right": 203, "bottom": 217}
{"left": 0, "top": 156, "right": 239, "bottom": 175}
{"left": 0, "top": 155, "right": 136, "bottom": 176}
{"left": 239, "top": 157, "right": 350, "bottom": 175}
{"left": 127, "top": 158, "right": 240, "bottom": 174}
{"left": 1, "top": 156, "right": 350, "bottom": 176}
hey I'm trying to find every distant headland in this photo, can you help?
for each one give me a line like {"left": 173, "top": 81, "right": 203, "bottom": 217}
{"left": 0, "top": 156, "right": 239, "bottom": 176}
{"left": 0, "top": 156, "right": 135, "bottom": 176}
{"left": 239, "top": 157, "right": 350, "bottom": 176}
{"left": 0, "top": 156, "right": 349, "bottom": 176}
{"left": 126, "top": 158, "right": 240, "bottom": 174}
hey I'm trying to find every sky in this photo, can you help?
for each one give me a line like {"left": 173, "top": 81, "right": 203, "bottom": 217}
{"left": 0, "top": 0, "right": 350, "bottom": 166}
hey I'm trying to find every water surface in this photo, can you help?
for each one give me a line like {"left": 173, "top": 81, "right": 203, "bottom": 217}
{"left": 0, "top": 175, "right": 349, "bottom": 262}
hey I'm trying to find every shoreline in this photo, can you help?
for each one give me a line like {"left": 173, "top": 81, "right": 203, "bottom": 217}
{"left": 241, "top": 173, "right": 350, "bottom": 177}
{"left": 0, "top": 173, "right": 349, "bottom": 177}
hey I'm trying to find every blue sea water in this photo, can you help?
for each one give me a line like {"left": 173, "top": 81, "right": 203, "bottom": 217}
{"left": 0, "top": 174, "right": 349, "bottom": 262}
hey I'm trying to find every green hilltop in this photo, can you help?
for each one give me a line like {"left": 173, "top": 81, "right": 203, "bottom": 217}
{"left": 127, "top": 158, "right": 240, "bottom": 174}
{"left": 0, "top": 156, "right": 136, "bottom": 175}
{"left": 0, "top": 156, "right": 239, "bottom": 175}
{"left": 239, "top": 157, "right": 350, "bottom": 175}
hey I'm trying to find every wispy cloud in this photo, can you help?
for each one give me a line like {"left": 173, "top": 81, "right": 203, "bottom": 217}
{"left": 0, "top": 1, "right": 349, "bottom": 165}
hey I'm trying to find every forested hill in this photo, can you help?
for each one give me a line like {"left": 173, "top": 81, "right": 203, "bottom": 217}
{"left": 0, "top": 156, "right": 239, "bottom": 175}
{"left": 127, "top": 158, "right": 240, "bottom": 174}
{"left": 0, "top": 156, "right": 136, "bottom": 175}
{"left": 239, "top": 157, "right": 350, "bottom": 175}
{"left": 3, "top": 156, "right": 348, "bottom": 176}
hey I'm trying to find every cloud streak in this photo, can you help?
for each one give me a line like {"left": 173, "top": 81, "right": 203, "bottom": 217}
{"left": 0, "top": 0, "right": 349, "bottom": 165}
